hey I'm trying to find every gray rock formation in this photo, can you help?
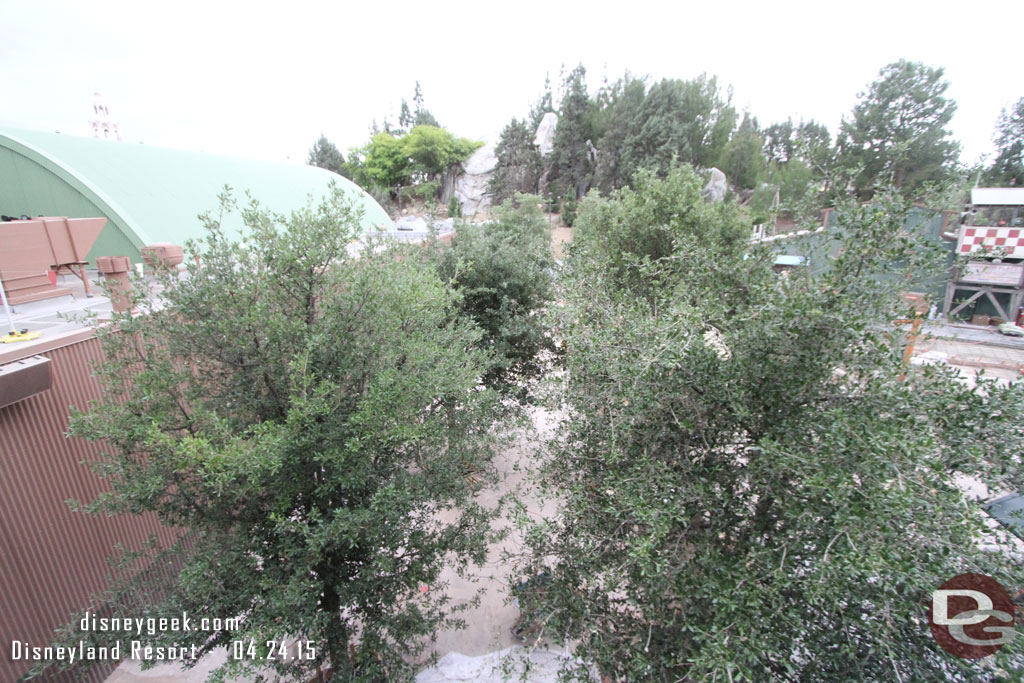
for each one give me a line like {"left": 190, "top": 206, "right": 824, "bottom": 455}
{"left": 534, "top": 112, "right": 558, "bottom": 157}
{"left": 453, "top": 143, "right": 498, "bottom": 216}
{"left": 702, "top": 167, "right": 728, "bottom": 203}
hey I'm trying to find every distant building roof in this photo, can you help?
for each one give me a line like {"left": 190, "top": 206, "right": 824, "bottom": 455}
{"left": 971, "top": 188, "right": 1024, "bottom": 207}
{"left": 0, "top": 127, "right": 392, "bottom": 263}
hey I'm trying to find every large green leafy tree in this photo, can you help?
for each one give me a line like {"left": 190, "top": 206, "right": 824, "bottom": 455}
{"left": 794, "top": 120, "right": 834, "bottom": 173}
{"left": 489, "top": 118, "right": 543, "bottom": 204}
{"left": 403, "top": 125, "right": 481, "bottom": 182}
{"left": 307, "top": 134, "right": 349, "bottom": 178}
{"left": 347, "top": 127, "right": 479, "bottom": 203}
{"left": 350, "top": 131, "right": 411, "bottom": 196}
{"left": 57, "top": 187, "right": 503, "bottom": 682}
{"left": 567, "top": 165, "right": 749, "bottom": 299}
{"left": 986, "top": 97, "right": 1024, "bottom": 186}
{"left": 838, "top": 60, "right": 960, "bottom": 197}
{"left": 517, "top": 167, "right": 1024, "bottom": 680}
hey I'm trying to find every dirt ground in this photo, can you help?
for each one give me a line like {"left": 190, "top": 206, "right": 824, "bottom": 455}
{"left": 551, "top": 225, "right": 572, "bottom": 260}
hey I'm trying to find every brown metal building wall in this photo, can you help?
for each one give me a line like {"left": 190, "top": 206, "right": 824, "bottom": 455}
{"left": 0, "top": 335, "right": 177, "bottom": 682}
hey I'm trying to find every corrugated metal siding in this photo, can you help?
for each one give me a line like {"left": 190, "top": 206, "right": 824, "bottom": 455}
{"left": 0, "top": 335, "right": 178, "bottom": 682}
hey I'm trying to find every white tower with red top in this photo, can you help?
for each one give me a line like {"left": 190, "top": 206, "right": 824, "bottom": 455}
{"left": 89, "top": 92, "right": 122, "bottom": 141}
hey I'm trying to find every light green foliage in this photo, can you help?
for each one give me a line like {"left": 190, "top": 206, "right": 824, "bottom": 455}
{"left": 399, "top": 179, "right": 440, "bottom": 204}
{"left": 746, "top": 182, "right": 778, "bottom": 226}
{"left": 350, "top": 131, "right": 411, "bottom": 193}
{"left": 519, "top": 170, "right": 1024, "bottom": 680}
{"left": 985, "top": 96, "right": 1024, "bottom": 187}
{"left": 58, "top": 186, "right": 504, "bottom": 682}
{"left": 430, "top": 195, "right": 555, "bottom": 397}
{"left": 838, "top": 60, "right": 960, "bottom": 197}
{"left": 306, "top": 134, "right": 349, "bottom": 178}
{"left": 403, "top": 125, "right": 482, "bottom": 180}
{"left": 348, "top": 127, "right": 480, "bottom": 203}
{"left": 489, "top": 118, "right": 542, "bottom": 204}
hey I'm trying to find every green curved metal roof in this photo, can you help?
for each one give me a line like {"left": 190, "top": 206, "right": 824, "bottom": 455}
{"left": 0, "top": 127, "right": 392, "bottom": 262}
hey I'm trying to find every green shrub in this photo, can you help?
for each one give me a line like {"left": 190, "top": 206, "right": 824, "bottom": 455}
{"left": 58, "top": 185, "right": 504, "bottom": 682}
{"left": 399, "top": 180, "right": 439, "bottom": 204}
{"left": 561, "top": 193, "right": 577, "bottom": 227}
{"left": 430, "top": 194, "right": 555, "bottom": 398}
{"left": 448, "top": 194, "right": 462, "bottom": 218}
{"left": 518, "top": 175, "right": 1024, "bottom": 681}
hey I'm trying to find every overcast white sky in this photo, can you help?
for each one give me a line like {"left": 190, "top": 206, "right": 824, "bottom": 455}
{"left": 2, "top": 0, "right": 1021, "bottom": 168}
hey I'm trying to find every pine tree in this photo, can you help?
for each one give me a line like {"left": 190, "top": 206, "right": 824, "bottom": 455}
{"left": 719, "top": 113, "right": 767, "bottom": 191}
{"left": 591, "top": 75, "right": 646, "bottom": 192}
{"left": 551, "top": 65, "right": 595, "bottom": 199}
{"left": 413, "top": 80, "right": 440, "bottom": 127}
{"left": 489, "top": 118, "right": 543, "bottom": 203}
{"left": 986, "top": 97, "right": 1024, "bottom": 186}
{"left": 529, "top": 74, "right": 555, "bottom": 130}
{"left": 620, "top": 75, "right": 737, "bottom": 181}
{"left": 838, "top": 60, "right": 960, "bottom": 197}
{"left": 398, "top": 100, "right": 414, "bottom": 132}
{"left": 307, "top": 134, "right": 349, "bottom": 178}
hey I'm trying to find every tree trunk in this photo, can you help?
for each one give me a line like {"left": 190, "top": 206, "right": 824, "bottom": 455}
{"left": 321, "top": 584, "right": 346, "bottom": 675}
{"left": 440, "top": 165, "right": 460, "bottom": 205}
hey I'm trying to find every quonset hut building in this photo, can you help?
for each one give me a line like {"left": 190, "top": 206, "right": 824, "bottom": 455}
{"left": 0, "top": 127, "right": 393, "bottom": 264}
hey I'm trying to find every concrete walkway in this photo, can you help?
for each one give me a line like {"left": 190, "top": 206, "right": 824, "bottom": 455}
{"left": 923, "top": 320, "right": 1024, "bottom": 350}
{"left": 913, "top": 325, "right": 1024, "bottom": 384}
